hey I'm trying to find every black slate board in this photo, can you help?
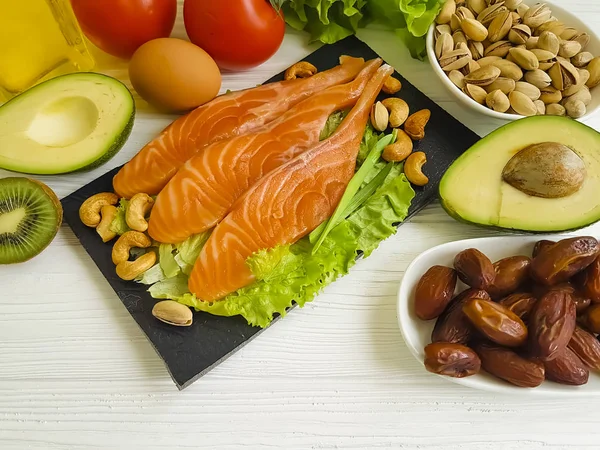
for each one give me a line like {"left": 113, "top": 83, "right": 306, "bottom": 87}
{"left": 61, "top": 35, "right": 480, "bottom": 390}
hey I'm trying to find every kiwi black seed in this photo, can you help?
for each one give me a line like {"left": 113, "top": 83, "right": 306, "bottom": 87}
{"left": 0, "top": 177, "right": 62, "bottom": 264}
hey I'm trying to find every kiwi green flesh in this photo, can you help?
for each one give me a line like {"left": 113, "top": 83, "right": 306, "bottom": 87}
{"left": 0, "top": 177, "right": 62, "bottom": 264}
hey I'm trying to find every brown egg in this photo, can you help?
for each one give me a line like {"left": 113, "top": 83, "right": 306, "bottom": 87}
{"left": 129, "top": 38, "right": 222, "bottom": 113}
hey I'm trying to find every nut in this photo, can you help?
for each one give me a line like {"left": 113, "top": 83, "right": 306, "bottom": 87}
{"left": 467, "top": 0, "right": 487, "bottom": 15}
{"left": 524, "top": 69, "right": 552, "bottom": 89}
{"left": 435, "top": 24, "right": 452, "bottom": 39}
{"left": 125, "top": 193, "right": 154, "bottom": 232}
{"left": 508, "top": 23, "right": 531, "bottom": 45}
{"left": 456, "top": 6, "right": 475, "bottom": 21}
{"left": 467, "top": 40, "right": 485, "bottom": 60}
{"left": 586, "top": 56, "right": 600, "bottom": 88}
{"left": 464, "top": 65, "right": 501, "bottom": 86}
{"left": 152, "top": 300, "right": 193, "bottom": 327}
{"left": 487, "top": 255, "right": 531, "bottom": 299}
{"left": 488, "top": 11, "right": 512, "bottom": 43}
{"left": 463, "top": 298, "right": 528, "bottom": 347}
{"left": 485, "top": 89, "right": 510, "bottom": 112}
{"left": 484, "top": 40, "right": 512, "bottom": 57}
{"left": 414, "top": 265, "right": 458, "bottom": 320}
{"left": 477, "top": 2, "right": 508, "bottom": 26}
{"left": 432, "top": 288, "right": 489, "bottom": 344}
{"left": 564, "top": 86, "right": 592, "bottom": 107}
{"left": 568, "top": 326, "right": 600, "bottom": 370}
{"left": 508, "top": 47, "right": 539, "bottom": 71}
{"left": 534, "top": 99, "right": 545, "bottom": 114}
{"left": 79, "top": 192, "right": 119, "bottom": 228}
{"left": 116, "top": 251, "right": 156, "bottom": 281}
{"left": 461, "top": 59, "right": 481, "bottom": 76}
{"left": 549, "top": 57, "right": 580, "bottom": 91}
{"left": 509, "top": 90, "right": 537, "bottom": 116}
{"left": 404, "top": 152, "right": 429, "bottom": 186}
{"left": 498, "top": 292, "right": 538, "bottom": 321}
{"left": 452, "top": 29, "right": 468, "bottom": 48}
{"left": 545, "top": 103, "right": 565, "bottom": 115}
{"left": 560, "top": 27, "right": 579, "bottom": 41}
{"left": 530, "top": 48, "right": 556, "bottom": 64}
{"left": 564, "top": 99, "right": 586, "bottom": 118}
{"left": 370, "top": 102, "right": 389, "bottom": 132}
{"left": 514, "top": 81, "right": 540, "bottom": 100}
{"left": 284, "top": 61, "right": 317, "bottom": 80}
{"left": 537, "top": 31, "right": 560, "bottom": 56}
{"left": 436, "top": 0, "right": 456, "bottom": 24}
{"left": 96, "top": 205, "right": 118, "bottom": 243}
{"left": 450, "top": 13, "right": 462, "bottom": 32}
{"left": 571, "top": 51, "right": 594, "bottom": 68}
{"left": 522, "top": 2, "right": 551, "bottom": 29}
{"left": 539, "top": 86, "right": 562, "bottom": 104}
{"left": 504, "top": 0, "right": 523, "bottom": 10}
{"left": 111, "top": 230, "right": 152, "bottom": 265}
{"left": 449, "top": 69, "right": 466, "bottom": 89}
{"left": 525, "top": 36, "right": 539, "bottom": 50}
{"left": 544, "top": 347, "right": 589, "bottom": 386}
{"left": 572, "top": 32, "right": 591, "bottom": 51}
{"left": 535, "top": 19, "right": 565, "bottom": 36}
{"left": 404, "top": 109, "right": 430, "bottom": 140}
{"left": 461, "top": 18, "right": 489, "bottom": 41}
{"left": 485, "top": 77, "right": 516, "bottom": 94}
{"left": 465, "top": 83, "right": 488, "bottom": 103}
{"left": 516, "top": 3, "right": 529, "bottom": 18}
{"left": 439, "top": 48, "right": 471, "bottom": 71}
{"left": 477, "top": 55, "right": 502, "bottom": 66}
{"left": 423, "top": 342, "right": 481, "bottom": 378}
{"left": 382, "top": 131, "right": 413, "bottom": 163}
{"left": 491, "top": 59, "right": 523, "bottom": 80}
{"left": 559, "top": 40, "right": 582, "bottom": 59}
{"left": 474, "top": 342, "right": 545, "bottom": 388}
{"left": 381, "top": 98, "right": 410, "bottom": 128}
{"left": 529, "top": 289, "right": 577, "bottom": 361}
{"left": 510, "top": 11, "right": 521, "bottom": 25}
{"left": 382, "top": 76, "right": 402, "bottom": 94}
{"left": 453, "top": 248, "right": 495, "bottom": 289}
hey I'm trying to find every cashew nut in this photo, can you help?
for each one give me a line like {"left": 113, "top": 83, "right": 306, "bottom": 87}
{"left": 381, "top": 98, "right": 410, "bottom": 128}
{"left": 382, "top": 76, "right": 402, "bottom": 95}
{"left": 126, "top": 193, "right": 154, "bottom": 232}
{"left": 404, "top": 152, "right": 429, "bottom": 187}
{"left": 404, "top": 109, "right": 431, "bottom": 141}
{"left": 284, "top": 61, "right": 317, "bottom": 80}
{"left": 79, "top": 192, "right": 119, "bottom": 228}
{"left": 96, "top": 205, "right": 118, "bottom": 243}
{"left": 382, "top": 130, "right": 413, "bottom": 162}
{"left": 112, "top": 231, "right": 152, "bottom": 265}
{"left": 116, "top": 252, "right": 157, "bottom": 281}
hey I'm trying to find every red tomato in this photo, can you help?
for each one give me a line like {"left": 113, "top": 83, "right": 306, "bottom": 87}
{"left": 183, "top": 0, "right": 285, "bottom": 71}
{"left": 71, "top": 0, "right": 177, "bottom": 59}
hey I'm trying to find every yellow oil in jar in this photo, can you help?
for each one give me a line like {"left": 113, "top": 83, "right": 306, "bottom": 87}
{"left": 0, "top": 0, "right": 95, "bottom": 102}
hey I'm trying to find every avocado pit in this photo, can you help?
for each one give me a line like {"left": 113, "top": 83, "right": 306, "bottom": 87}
{"left": 502, "top": 142, "right": 586, "bottom": 198}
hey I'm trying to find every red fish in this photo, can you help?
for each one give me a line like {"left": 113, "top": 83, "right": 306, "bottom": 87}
{"left": 112, "top": 57, "right": 366, "bottom": 198}
{"left": 188, "top": 64, "right": 395, "bottom": 301}
{"left": 147, "top": 59, "right": 383, "bottom": 244}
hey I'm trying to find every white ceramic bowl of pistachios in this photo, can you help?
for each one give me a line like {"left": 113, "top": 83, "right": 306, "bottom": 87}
{"left": 426, "top": 0, "right": 600, "bottom": 121}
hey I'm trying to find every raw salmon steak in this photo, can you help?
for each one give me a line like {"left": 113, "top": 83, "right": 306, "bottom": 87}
{"left": 147, "top": 59, "right": 383, "bottom": 244}
{"left": 188, "top": 64, "right": 395, "bottom": 301}
{"left": 112, "top": 57, "right": 366, "bottom": 198}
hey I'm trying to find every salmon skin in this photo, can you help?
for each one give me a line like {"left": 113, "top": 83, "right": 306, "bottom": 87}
{"left": 188, "top": 64, "right": 395, "bottom": 302}
{"left": 147, "top": 59, "right": 383, "bottom": 244}
{"left": 112, "top": 57, "right": 366, "bottom": 198}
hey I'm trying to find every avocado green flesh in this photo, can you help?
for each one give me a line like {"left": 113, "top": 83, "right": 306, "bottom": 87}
{"left": 0, "top": 73, "right": 134, "bottom": 175}
{"left": 440, "top": 116, "right": 600, "bottom": 232}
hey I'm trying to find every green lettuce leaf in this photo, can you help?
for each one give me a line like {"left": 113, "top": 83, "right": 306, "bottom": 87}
{"left": 320, "top": 110, "right": 349, "bottom": 140}
{"left": 159, "top": 244, "right": 180, "bottom": 278}
{"left": 136, "top": 263, "right": 166, "bottom": 285}
{"left": 110, "top": 198, "right": 131, "bottom": 235}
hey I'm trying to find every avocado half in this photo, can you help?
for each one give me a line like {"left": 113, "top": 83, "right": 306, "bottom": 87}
{"left": 0, "top": 72, "right": 134, "bottom": 175}
{"left": 439, "top": 116, "right": 600, "bottom": 233}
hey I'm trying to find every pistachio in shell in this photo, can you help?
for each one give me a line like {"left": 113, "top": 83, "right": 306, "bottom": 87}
{"left": 439, "top": 48, "right": 471, "bottom": 71}
{"left": 510, "top": 11, "right": 521, "bottom": 26}
{"left": 461, "top": 18, "right": 489, "bottom": 41}
{"left": 530, "top": 48, "right": 556, "bottom": 64}
{"left": 516, "top": 3, "right": 529, "bottom": 18}
{"left": 564, "top": 99, "right": 587, "bottom": 119}
{"left": 477, "top": 55, "right": 503, "bottom": 66}
{"left": 549, "top": 57, "right": 580, "bottom": 91}
{"left": 449, "top": 70, "right": 466, "bottom": 89}
{"left": 525, "top": 36, "right": 539, "bottom": 50}
{"left": 464, "top": 83, "right": 488, "bottom": 104}
{"left": 453, "top": 29, "right": 469, "bottom": 47}
{"left": 457, "top": 6, "right": 475, "bottom": 20}
{"left": 450, "top": 13, "right": 462, "bottom": 32}
{"left": 488, "top": 11, "right": 513, "bottom": 43}
{"left": 152, "top": 300, "right": 193, "bottom": 327}
{"left": 467, "top": 40, "right": 485, "bottom": 60}
{"left": 572, "top": 52, "right": 594, "bottom": 68}
{"left": 505, "top": 0, "right": 523, "bottom": 11}
{"left": 436, "top": 0, "right": 456, "bottom": 24}
{"left": 435, "top": 24, "right": 452, "bottom": 39}
{"left": 562, "top": 74, "right": 588, "bottom": 97}
{"left": 514, "top": 81, "right": 541, "bottom": 100}
{"left": 509, "top": 47, "right": 539, "bottom": 71}
{"left": 534, "top": 99, "right": 546, "bottom": 115}
{"left": 464, "top": 65, "right": 501, "bottom": 86}
{"left": 564, "top": 86, "right": 592, "bottom": 107}
{"left": 486, "top": 89, "right": 511, "bottom": 112}
{"left": 524, "top": 69, "right": 552, "bottom": 89}
{"left": 539, "top": 86, "right": 562, "bottom": 104}
{"left": 571, "top": 32, "right": 591, "bottom": 51}
{"left": 509, "top": 90, "right": 537, "bottom": 116}
{"left": 537, "top": 31, "right": 559, "bottom": 56}
{"left": 502, "top": 142, "right": 587, "bottom": 198}
{"left": 559, "top": 40, "right": 582, "bottom": 59}
{"left": 485, "top": 77, "right": 516, "bottom": 95}
{"left": 461, "top": 59, "right": 482, "bottom": 76}
{"left": 484, "top": 40, "right": 512, "bottom": 57}
{"left": 508, "top": 24, "right": 531, "bottom": 45}
{"left": 467, "top": 0, "right": 487, "bottom": 15}
{"left": 560, "top": 27, "right": 579, "bottom": 41}
{"left": 491, "top": 59, "right": 523, "bottom": 80}
{"left": 522, "top": 3, "right": 552, "bottom": 29}
{"left": 546, "top": 103, "right": 566, "bottom": 116}
{"left": 586, "top": 57, "right": 600, "bottom": 88}
{"left": 477, "top": 2, "right": 508, "bottom": 26}
{"left": 535, "top": 20, "right": 566, "bottom": 38}
{"left": 436, "top": 33, "right": 454, "bottom": 59}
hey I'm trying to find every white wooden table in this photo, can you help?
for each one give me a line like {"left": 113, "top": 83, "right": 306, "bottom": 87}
{"left": 3, "top": 1, "right": 600, "bottom": 448}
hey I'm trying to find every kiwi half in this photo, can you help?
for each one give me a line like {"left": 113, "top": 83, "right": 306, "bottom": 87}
{"left": 0, "top": 177, "right": 62, "bottom": 264}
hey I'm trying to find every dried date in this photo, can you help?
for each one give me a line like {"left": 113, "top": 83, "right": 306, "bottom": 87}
{"left": 487, "top": 256, "right": 531, "bottom": 299}
{"left": 462, "top": 298, "right": 528, "bottom": 347}
{"left": 579, "top": 256, "right": 600, "bottom": 304}
{"left": 581, "top": 304, "right": 600, "bottom": 334}
{"left": 498, "top": 293, "right": 538, "bottom": 321}
{"left": 475, "top": 342, "right": 545, "bottom": 388}
{"left": 529, "top": 290, "right": 577, "bottom": 361}
{"left": 544, "top": 347, "right": 589, "bottom": 386}
{"left": 568, "top": 326, "right": 600, "bottom": 370}
{"left": 423, "top": 342, "right": 481, "bottom": 378}
{"left": 431, "top": 289, "right": 490, "bottom": 344}
{"left": 454, "top": 248, "right": 496, "bottom": 290}
{"left": 414, "top": 265, "right": 458, "bottom": 320}
{"left": 532, "top": 240, "right": 555, "bottom": 258}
